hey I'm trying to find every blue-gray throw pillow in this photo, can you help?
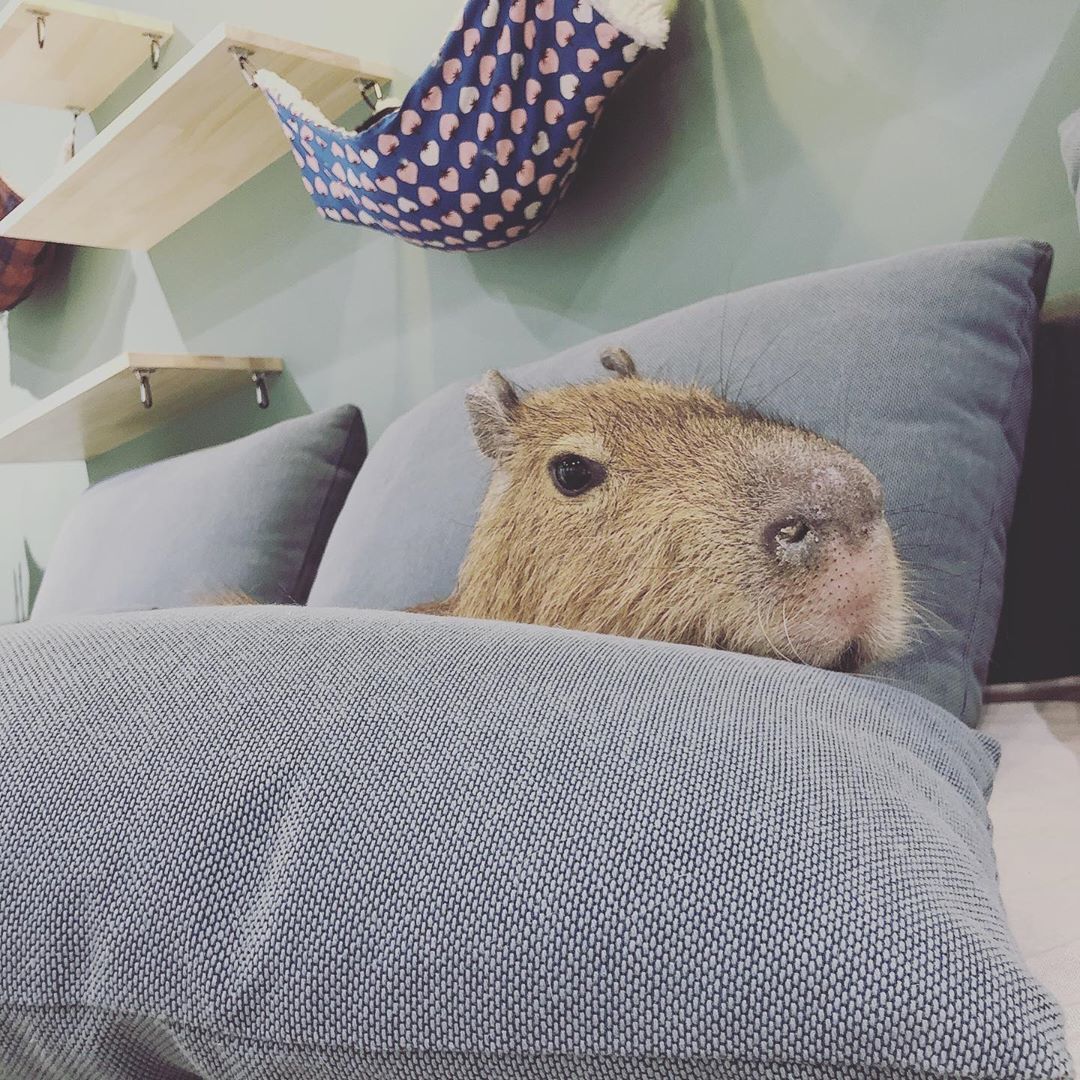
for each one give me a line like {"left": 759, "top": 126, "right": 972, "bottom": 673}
{"left": 309, "top": 239, "right": 1051, "bottom": 726}
{"left": 32, "top": 406, "right": 366, "bottom": 618}
{"left": 0, "top": 606, "right": 1072, "bottom": 1078}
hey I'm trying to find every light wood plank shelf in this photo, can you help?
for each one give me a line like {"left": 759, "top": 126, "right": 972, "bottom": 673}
{"left": 0, "top": 0, "right": 174, "bottom": 112}
{"left": 0, "top": 23, "right": 392, "bottom": 250}
{"left": 0, "top": 353, "right": 284, "bottom": 462}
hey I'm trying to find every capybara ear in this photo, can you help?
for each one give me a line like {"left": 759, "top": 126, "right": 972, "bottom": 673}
{"left": 465, "top": 370, "right": 521, "bottom": 462}
{"left": 600, "top": 346, "right": 639, "bottom": 379}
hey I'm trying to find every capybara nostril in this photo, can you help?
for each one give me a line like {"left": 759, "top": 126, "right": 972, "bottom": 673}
{"left": 763, "top": 516, "right": 814, "bottom": 561}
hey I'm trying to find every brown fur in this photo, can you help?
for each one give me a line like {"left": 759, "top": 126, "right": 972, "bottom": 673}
{"left": 202, "top": 590, "right": 260, "bottom": 606}
{"left": 418, "top": 352, "right": 911, "bottom": 672}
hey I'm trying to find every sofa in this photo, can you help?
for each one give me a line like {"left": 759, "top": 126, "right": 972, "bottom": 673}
{"left": 1, "top": 239, "right": 1077, "bottom": 1079}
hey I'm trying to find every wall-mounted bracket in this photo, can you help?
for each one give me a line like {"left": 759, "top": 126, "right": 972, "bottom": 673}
{"left": 0, "top": 2, "right": 175, "bottom": 112}
{"left": 252, "top": 371, "right": 270, "bottom": 409}
{"left": 29, "top": 7, "right": 46, "bottom": 47}
{"left": 357, "top": 77, "right": 382, "bottom": 111}
{"left": 134, "top": 368, "right": 153, "bottom": 409}
{"left": 0, "top": 354, "right": 284, "bottom": 463}
{"left": 145, "top": 31, "right": 163, "bottom": 70}
{"left": 229, "top": 44, "right": 256, "bottom": 87}
{"left": 137, "top": 366, "right": 271, "bottom": 411}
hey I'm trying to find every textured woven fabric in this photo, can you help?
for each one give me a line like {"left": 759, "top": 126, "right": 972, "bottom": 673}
{"left": 0, "top": 607, "right": 1071, "bottom": 1078}
{"left": 31, "top": 406, "right": 367, "bottom": 619}
{"left": 310, "top": 238, "right": 1051, "bottom": 727}
{"left": 0, "top": 176, "right": 56, "bottom": 312}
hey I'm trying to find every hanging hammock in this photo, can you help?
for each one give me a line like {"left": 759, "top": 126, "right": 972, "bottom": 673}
{"left": 245, "top": 0, "right": 673, "bottom": 252}
{"left": 0, "top": 176, "right": 57, "bottom": 313}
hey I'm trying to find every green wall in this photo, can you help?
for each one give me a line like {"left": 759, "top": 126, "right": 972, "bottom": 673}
{"left": 2, "top": 0, "right": 1080, "bottom": 622}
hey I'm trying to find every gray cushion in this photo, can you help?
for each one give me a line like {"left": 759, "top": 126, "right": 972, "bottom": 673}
{"left": 0, "top": 606, "right": 1071, "bottom": 1078}
{"left": 310, "top": 239, "right": 1051, "bottom": 727}
{"left": 32, "top": 406, "right": 367, "bottom": 618}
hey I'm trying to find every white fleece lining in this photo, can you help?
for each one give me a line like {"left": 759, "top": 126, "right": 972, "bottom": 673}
{"left": 253, "top": 69, "right": 355, "bottom": 136}
{"left": 590, "top": 0, "right": 673, "bottom": 49}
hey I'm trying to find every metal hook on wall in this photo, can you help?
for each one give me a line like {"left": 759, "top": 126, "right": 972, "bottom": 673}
{"left": 145, "top": 33, "right": 163, "bottom": 70}
{"left": 252, "top": 372, "right": 270, "bottom": 409}
{"left": 229, "top": 46, "right": 258, "bottom": 88}
{"left": 358, "top": 78, "right": 384, "bottom": 112}
{"left": 135, "top": 370, "right": 153, "bottom": 409}
{"left": 30, "top": 9, "right": 47, "bottom": 49}
{"left": 60, "top": 107, "right": 83, "bottom": 163}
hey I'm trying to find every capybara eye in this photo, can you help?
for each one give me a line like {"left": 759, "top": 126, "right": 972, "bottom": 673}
{"left": 550, "top": 454, "right": 606, "bottom": 496}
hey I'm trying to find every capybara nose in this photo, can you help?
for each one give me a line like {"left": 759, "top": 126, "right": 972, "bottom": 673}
{"left": 762, "top": 455, "right": 886, "bottom": 565}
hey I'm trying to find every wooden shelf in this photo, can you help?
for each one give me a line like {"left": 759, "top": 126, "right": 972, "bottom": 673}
{"left": 0, "top": 353, "right": 284, "bottom": 462}
{"left": 0, "top": 0, "right": 174, "bottom": 112}
{"left": 0, "top": 24, "right": 391, "bottom": 250}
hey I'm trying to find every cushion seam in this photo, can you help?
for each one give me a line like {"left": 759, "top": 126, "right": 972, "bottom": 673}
{"left": 0, "top": 1002, "right": 1045, "bottom": 1080}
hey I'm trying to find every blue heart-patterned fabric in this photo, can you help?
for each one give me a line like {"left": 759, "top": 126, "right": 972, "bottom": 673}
{"left": 256, "top": 0, "right": 660, "bottom": 251}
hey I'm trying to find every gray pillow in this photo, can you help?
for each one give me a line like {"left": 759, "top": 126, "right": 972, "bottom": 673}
{"left": 0, "top": 606, "right": 1072, "bottom": 1078}
{"left": 33, "top": 406, "right": 366, "bottom": 618}
{"left": 309, "top": 239, "right": 1052, "bottom": 726}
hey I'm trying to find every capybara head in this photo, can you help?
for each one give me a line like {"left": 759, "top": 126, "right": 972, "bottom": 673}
{"left": 435, "top": 348, "right": 910, "bottom": 672}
